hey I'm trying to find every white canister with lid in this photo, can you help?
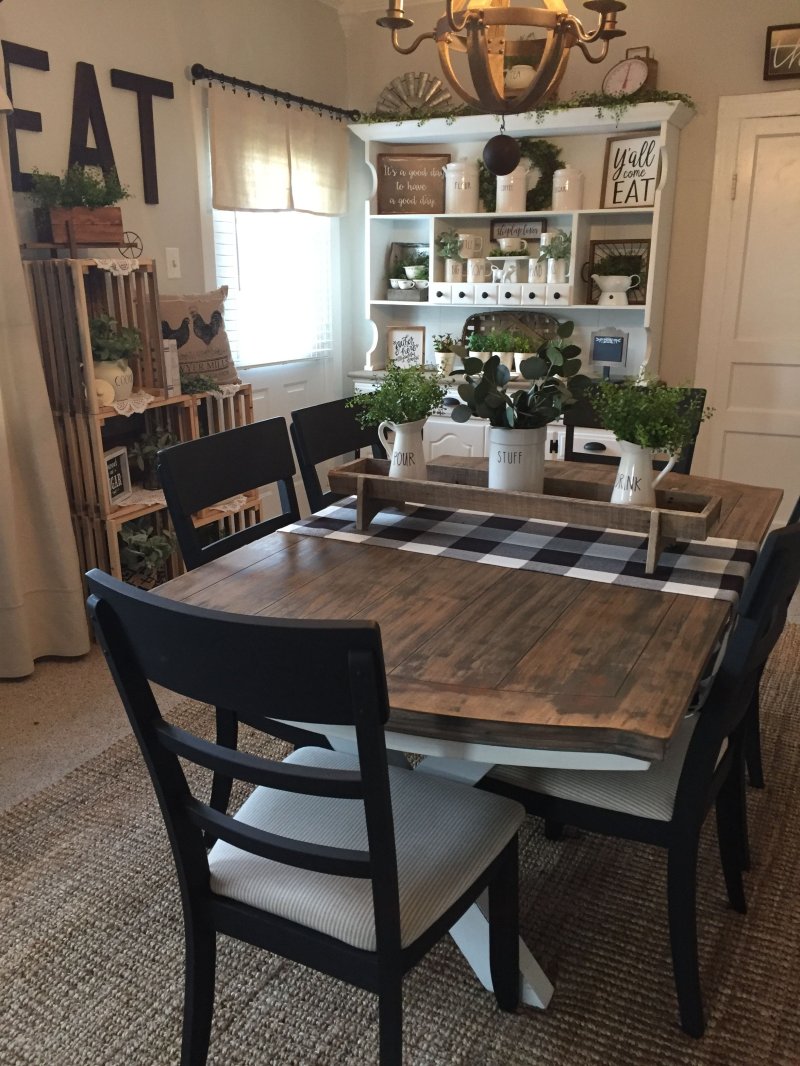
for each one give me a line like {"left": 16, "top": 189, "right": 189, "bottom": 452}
{"left": 443, "top": 160, "right": 479, "bottom": 214}
{"left": 496, "top": 161, "right": 531, "bottom": 213}
{"left": 551, "top": 166, "right": 584, "bottom": 211}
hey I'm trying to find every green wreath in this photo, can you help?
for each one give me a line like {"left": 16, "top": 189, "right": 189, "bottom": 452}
{"left": 479, "top": 137, "right": 564, "bottom": 212}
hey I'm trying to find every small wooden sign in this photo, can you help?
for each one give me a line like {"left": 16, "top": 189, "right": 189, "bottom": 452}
{"left": 104, "top": 446, "right": 132, "bottom": 505}
{"left": 387, "top": 326, "right": 425, "bottom": 368}
{"left": 489, "top": 218, "right": 546, "bottom": 241}
{"left": 601, "top": 133, "right": 661, "bottom": 209}
{"left": 377, "top": 153, "right": 449, "bottom": 214}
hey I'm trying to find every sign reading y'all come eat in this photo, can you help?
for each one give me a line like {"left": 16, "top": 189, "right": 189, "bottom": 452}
{"left": 601, "top": 134, "right": 661, "bottom": 209}
{"left": 377, "top": 153, "right": 449, "bottom": 214}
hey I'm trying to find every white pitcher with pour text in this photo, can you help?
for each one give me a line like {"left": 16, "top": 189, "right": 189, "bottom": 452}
{"left": 378, "top": 418, "right": 427, "bottom": 480}
{"left": 611, "top": 441, "right": 676, "bottom": 506}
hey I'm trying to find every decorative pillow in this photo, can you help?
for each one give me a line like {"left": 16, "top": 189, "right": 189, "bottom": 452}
{"left": 159, "top": 286, "right": 240, "bottom": 386}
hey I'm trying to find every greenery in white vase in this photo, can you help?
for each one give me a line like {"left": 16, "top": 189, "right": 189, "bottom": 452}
{"left": 347, "top": 364, "right": 445, "bottom": 427}
{"left": 590, "top": 377, "right": 713, "bottom": 455}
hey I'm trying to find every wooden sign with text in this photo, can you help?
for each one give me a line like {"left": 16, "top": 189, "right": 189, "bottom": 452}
{"left": 601, "top": 133, "right": 661, "bottom": 209}
{"left": 377, "top": 153, "right": 449, "bottom": 214}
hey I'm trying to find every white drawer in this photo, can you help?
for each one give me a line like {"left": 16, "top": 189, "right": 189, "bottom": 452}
{"left": 498, "top": 283, "right": 523, "bottom": 305}
{"left": 430, "top": 283, "right": 452, "bottom": 305}
{"left": 521, "top": 284, "right": 547, "bottom": 305}
{"left": 452, "top": 283, "right": 475, "bottom": 304}
{"left": 571, "top": 427, "right": 620, "bottom": 460}
{"left": 475, "top": 283, "right": 499, "bottom": 305}
{"left": 546, "top": 283, "right": 573, "bottom": 306}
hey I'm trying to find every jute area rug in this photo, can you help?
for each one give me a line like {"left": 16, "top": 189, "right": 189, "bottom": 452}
{"left": 2, "top": 627, "right": 799, "bottom": 1066}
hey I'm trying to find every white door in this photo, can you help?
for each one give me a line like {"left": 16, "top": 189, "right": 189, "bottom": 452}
{"left": 694, "top": 92, "right": 800, "bottom": 523}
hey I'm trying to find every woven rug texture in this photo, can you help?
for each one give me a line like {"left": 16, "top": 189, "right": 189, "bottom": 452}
{"left": 2, "top": 625, "right": 799, "bottom": 1066}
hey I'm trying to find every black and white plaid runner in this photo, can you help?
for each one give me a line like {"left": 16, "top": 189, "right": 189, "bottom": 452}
{"left": 282, "top": 498, "right": 757, "bottom": 603}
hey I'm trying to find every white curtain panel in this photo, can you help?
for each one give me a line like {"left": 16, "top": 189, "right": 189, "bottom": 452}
{"left": 209, "top": 86, "right": 347, "bottom": 215}
{"left": 0, "top": 93, "right": 90, "bottom": 677}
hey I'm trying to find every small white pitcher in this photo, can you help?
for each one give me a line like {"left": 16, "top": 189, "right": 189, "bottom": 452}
{"left": 611, "top": 440, "right": 677, "bottom": 506}
{"left": 378, "top": 418, "right": 427, "bottom": 480}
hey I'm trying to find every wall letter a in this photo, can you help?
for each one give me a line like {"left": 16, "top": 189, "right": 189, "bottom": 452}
{"left": 68, "top": 61, "right": 116, "bottom": 173}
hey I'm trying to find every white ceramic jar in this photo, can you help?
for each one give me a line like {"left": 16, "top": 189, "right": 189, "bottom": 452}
{"left": 496, "top": 161, "right": 530, "bottom": 213}
{"left": 551, "top": 166, "right": 584, "bottom": 211}
{"left": 443, "top": 160, "right": 479, "bottom": 213}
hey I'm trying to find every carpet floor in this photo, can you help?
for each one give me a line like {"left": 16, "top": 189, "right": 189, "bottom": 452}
{"left": 2, "top": 626, "right": 799, "bottom": 1065}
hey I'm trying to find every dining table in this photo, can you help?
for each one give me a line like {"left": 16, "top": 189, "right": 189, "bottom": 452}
{"left": 155, "top": 459, "right": 782, "bottom": 1009}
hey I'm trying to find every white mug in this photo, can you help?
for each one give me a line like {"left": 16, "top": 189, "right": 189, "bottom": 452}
{"left": 457, "top": 233, "right": 483, "bottom": 257}
{"left": 497, "top": 237, "right": 528, "bottom": 253}
{"left": 467, "top": 256, "right": 490, "bottom": 283}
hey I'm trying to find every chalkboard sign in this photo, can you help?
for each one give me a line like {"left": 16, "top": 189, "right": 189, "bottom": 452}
{"left": 377, "top": 153, "right": 449, "bottom": 214}
{"left": 590, "top": 328, "right": 629, "bottom": 368}
{"left": 104, "top": 446, "right": 132, "bottom": 505}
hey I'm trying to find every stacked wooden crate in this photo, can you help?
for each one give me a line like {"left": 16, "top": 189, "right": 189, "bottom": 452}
{"left": 25, "top": 258, "right": 259, "bottom": 582}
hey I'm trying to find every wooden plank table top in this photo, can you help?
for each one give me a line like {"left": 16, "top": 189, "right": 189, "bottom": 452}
{"left": 156, "top": 463, "right": 782, "bottom": 763}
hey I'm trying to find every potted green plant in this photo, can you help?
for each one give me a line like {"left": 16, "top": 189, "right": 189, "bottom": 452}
{"left": 347, "top": 364, "right": 445, "bottom": 481}
{"left": 89, "top": 314, "right": 140, "bottom": 403}
{"left": 119, "top": 518, "right": 177, "bottom": 590}
{"left": 128, "top": 425, "right": 179, "bottom": 490}
{"left": 29, "top": 164, "right": 129, "bottom": 245}
{"left": 401, "top": 250, "right": 429, "bottom": 280}
{"left": 590, "top": 377, "right": 713, "bottom": 506}
{"left": 537, "top": 229, "right": 572, "bottom": 283}
{"left": 435, "top": 229, "right": 465, "bottom": 283}
{"left": 432, "top": 332, "right": 460, "bottom": 375}
{"left": 452, "top": 320, "right": 589, "bottom": 492}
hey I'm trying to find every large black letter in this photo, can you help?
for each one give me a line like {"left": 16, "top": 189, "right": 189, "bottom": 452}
{"left": 110, "top": 69, "right": 174, "bottom": 204}
{"left": 1, "top": 39, "right": 49, "bottom": 191}
{"left": 68, "top": 61, "right": 116, "bottom": 173}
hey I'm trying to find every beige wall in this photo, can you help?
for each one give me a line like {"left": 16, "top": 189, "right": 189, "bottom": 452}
{"left": 3, "top": 0, "right": 348, "bottom": 294}
{"left": 342, "top": 1, "right": 800, "bottom": 382}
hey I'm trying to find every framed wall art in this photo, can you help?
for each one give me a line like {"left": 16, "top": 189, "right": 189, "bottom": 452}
{"left": 377, "top": 152, "right": 449, "bottom": 214}
{"left": 387, "top": 326, "right": 425, "bottom": 368}
{"left": 584, "top": 238, "right": 651, "bottom": 305}
{"left": 103, "top": 446, "right": 132, "bottom": 506}
{"left": 600, "top": 133, "right": 661, "bottom": 209}
{"left": 764, "top": 24, "right": 800, "bottom": 80}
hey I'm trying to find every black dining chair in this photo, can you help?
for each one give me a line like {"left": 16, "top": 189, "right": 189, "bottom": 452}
{"left": 563, "top": 387, "right": 707, "bottom": 474}
{"left": 481, "top": 520, "right": 800, "bottom": 1037}
{"left": 157, "top": 417, "right": 300, "bottom": 572}
{"left": 744, "top": 495, "right": 800, "bottom": 791}
{"left": 290, "top": 397, "right": 385, "bottom": 514}
{"left": 86, "top": 568, "right": 524, "bottom": 1066}
{"left": 158, "top": 416, "right": 324, "bottom": 787}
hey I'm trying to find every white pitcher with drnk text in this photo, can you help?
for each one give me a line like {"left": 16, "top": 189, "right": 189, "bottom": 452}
{"left": 610, "top": 440, "right": 676, "bottom": 506}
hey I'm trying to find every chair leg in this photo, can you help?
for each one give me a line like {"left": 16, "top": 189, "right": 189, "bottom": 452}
{"left": 715, "top": 772, "right": 748, "bottom": 912}
{"left": 544, "top": 818, "right": 564, "bottom": 841}
{"left": 377, "top": 979, "right": 403, "bottom": 1066}
{"left": 181, "top": 918, "right": 216, "bottom": 1066}
{"left": 488, "top": 837, "right": 520, "bottom": 1012}
{"left": 666, "top": 839, "right": 705, "bottom": 1038}
{"left": 744, "top": 686, "right": 765, "bottom": 789}
{"left": 209, "top": 707, "right": 238, "bottom": 815}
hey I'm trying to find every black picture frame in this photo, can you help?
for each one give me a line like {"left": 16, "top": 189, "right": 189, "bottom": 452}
{"left": 583, "top": 238, "right": 651, "bottom": 305}
{"left": 764, "top": 24, "right": 800, "bottom": 80}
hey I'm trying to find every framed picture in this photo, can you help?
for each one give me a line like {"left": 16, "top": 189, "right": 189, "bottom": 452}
{"left": 584, "top": 238, "right": 651, "bottom": 305}
{"left": 600, "top": 133, "right": 661, "bottom": 209}
{"left": 103, "top": 446, "right": 132, "bottom": 506}
{"left": 387, "top": 326, "right": 425, "bottom": 368}
{"left": 377, "top": 152, "right": 450, "bottom": 214}
{"left": 590, "top": 328, "right": 629, "bottom": 376}
{"left": 489, "top": 218, "right": 546, "bottom": 242}
{"left": 764, "top": 24, "right": 800, "bottom": 80}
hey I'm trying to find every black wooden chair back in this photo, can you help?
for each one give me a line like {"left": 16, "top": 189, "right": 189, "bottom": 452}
{"left": 86, "top": 568, "right": 521, "bottom": 1065}
{"left": 290, "top": 398, "right": 385, "bottom": 513}
{"left": 563, "top": 387, "right": 707, "bottom": 474}
{"left": 157, "top": 417, "right": 300, "bottom": 571}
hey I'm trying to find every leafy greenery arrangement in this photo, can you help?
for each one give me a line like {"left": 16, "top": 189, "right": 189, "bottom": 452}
{"left": 436, "top": 229, "right": 463, "bottom": 260}
{"left": 487, "top": 246, "right": 529, "bottom": 258}
{"left": 89, "top": 314, "right": 141, "bottom": 363}
{"left": 538, "top": 229, "right": 571, "bottom": 262}
{"left": 128, "top": 426, "right": 178, "bottom": 489}
{"left": 347, "top": 364, "right": 446, "bottom": 426}
{"left": 30, "top": 164, "right": 130, "bottom": 209}
{"left": 119, "top": 518, "right": 177, "bottom": 588}
{"left": 179, "top": 372, "right": 222, "bottom": 395}
{"left": 433, "top": 332, "right": 458, "bottom": 352}
{"left": 593, "top": 252, "right": 645, "bottom": 277}
{"left": 478, "top": 136, "right": 564, "bottom": 212}
{"left": 590, "top": 378, "right": 713, "bottom": 454}
{"left": 453, "top": 320, "right": 589, "bottom": 429}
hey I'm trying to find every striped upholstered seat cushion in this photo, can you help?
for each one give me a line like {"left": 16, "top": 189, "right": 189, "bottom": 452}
{"left": 488, "top": 714, "right": 718, "bottom": 822}
{"left": 208, "top": 747, "right": 524, "bottom": 952}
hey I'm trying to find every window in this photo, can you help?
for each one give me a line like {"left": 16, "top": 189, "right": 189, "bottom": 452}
{"left": 213, "top": 209, "right": 336, "bottom": 368}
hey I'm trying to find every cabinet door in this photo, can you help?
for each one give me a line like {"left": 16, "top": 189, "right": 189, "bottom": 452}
{"left": 424, "top": 416, "right": 486, "bottom": 460}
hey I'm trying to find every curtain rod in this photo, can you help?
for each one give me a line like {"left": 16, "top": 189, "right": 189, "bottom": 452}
{"left": 190, "top": 64, "right": 361, "bottom": 122}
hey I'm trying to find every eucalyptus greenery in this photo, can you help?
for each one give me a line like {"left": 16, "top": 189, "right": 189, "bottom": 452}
{"left": 30, "top": 164, "right": 130, "bottom": 210}
{"left": 453, "top": 320, "right": 589, "bottom": 430}
{"left": 89, "top": 314, "right": 141, "bottom": 363}
{"left": 590, "top": 378, "right": 713, "bottom": 454}
{"left": 347, "top": 364, "right": 446, "bottom": 427}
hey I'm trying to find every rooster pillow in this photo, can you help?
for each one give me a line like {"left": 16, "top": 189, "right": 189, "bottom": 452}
{"left": 159, "top": 287, "right": 241, "bottom": 387}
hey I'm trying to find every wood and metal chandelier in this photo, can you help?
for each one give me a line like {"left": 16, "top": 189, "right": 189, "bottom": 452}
{"left": 376, "top": 0, "right": 626, "bottom": 115}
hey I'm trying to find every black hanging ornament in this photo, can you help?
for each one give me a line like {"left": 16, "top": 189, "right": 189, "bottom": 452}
{"left": 482, "top": 133, "right": 521, "bottom": 176}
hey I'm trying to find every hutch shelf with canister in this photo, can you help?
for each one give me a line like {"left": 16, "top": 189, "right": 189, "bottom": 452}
{"left": 348, "top": 101, "right": 694, "bottom": 379}
{"left": 25, "top": 258, "right": 259, "bottom": 585}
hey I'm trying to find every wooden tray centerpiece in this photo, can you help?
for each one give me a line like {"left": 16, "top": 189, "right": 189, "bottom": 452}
{"left": 327, "top": 456, "right": 722, "bottom": 575}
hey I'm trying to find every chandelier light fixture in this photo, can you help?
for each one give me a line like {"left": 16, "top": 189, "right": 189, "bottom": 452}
{"left": 376, "top": 0, "right": 626, "bottom": 116}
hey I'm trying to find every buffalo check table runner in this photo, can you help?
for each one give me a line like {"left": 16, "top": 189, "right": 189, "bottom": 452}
{"left": 282, "top": 497, "right": 757, "bottom": 604}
